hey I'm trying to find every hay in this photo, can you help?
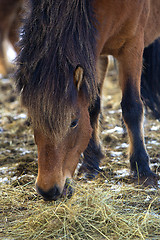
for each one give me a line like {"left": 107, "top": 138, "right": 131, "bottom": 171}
{"left": 1, "top": 179, "right": 160, "bottom": 240}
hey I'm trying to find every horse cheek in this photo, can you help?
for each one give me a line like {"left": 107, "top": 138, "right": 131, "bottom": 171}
{"left": 64, "top": 112, "right": 93, "bottom": 178}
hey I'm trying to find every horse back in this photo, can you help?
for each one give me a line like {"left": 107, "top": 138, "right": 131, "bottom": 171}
{"left": 94, "top": 0, "right": 149, "bottom": 57}
{"left": 144, "top": 0, "right": 160, "bottom": 47}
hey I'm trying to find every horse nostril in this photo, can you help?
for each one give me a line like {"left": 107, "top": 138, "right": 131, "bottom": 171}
{"left": 36, "top": 184, "right": 61, "bottom": 201}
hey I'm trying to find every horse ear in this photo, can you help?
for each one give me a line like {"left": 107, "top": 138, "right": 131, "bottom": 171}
{"left": 74, "top": 66, "right": 84, "bottom": 91}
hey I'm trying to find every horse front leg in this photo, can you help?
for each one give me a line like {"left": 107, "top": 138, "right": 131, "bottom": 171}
{"left": 79, "top": 56, "right": 108, "bottom": 178}
{"left": 118, "top": 37, "right": 157, "bottom": 185}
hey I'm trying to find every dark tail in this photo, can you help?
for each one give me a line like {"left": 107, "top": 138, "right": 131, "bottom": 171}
{"left": 141, "top": 38, "right": 160, "bottom": 120}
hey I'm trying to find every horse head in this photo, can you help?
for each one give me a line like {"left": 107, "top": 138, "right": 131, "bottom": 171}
{"left": 34, "top": 67, "right": 93, "bottom": 200}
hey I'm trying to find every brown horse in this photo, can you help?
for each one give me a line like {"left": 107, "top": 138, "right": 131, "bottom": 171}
{"left": 0, "top": 0, "right": 29, "bottom": 76}
{"left": 16, "top": 0, "right": 160, "bottom": 201}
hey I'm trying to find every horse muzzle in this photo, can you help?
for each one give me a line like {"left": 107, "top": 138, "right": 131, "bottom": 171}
{"left": 36, "top": 183, "right": 61, "bottom": 201}
{"left": 36, "top": 178, "right": 74, "bottom": 201}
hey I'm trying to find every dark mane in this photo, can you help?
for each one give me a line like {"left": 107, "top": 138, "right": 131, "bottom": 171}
{"left": 16, "top": 0, "right": 98, "bottom": 139}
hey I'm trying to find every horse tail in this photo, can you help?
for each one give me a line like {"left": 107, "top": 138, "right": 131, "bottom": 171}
{"left": 141, "top": 38, "right": 160, "bottom": 120}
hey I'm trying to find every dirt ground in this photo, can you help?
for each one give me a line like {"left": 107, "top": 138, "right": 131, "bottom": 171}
{"left": 0, "top": 65, "right": 160, "bottom": 239}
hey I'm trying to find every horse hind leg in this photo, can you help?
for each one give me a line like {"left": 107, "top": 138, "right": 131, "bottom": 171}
{"left": 141, "top": 38, "right": 160, "bottom": 120}
{"left": 118, "top": 36, "right": 158, "bottom": 186}
{"left": 78, "top": 56, "right": 108, "bottom": 178}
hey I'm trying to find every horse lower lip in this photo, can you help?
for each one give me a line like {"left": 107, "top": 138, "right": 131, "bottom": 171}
{"left": 43, "top": 195, "right": 60, "bottom": 201}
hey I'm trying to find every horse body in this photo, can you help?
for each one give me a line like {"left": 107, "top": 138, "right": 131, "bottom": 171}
{"left": 94, "top": 0, "right": 156, "bottom": 185}
{"left": 16, "top": 0, "right": 159, "bottom": 201}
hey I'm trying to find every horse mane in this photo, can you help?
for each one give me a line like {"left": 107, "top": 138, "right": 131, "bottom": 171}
{"left": 16, "top": 0, "right": 98, "bottom": 140}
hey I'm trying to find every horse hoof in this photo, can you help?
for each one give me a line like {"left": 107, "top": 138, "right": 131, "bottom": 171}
{"left": 84, "top": 169, "right": 101, "bottom": 179}
{"left": 78, "top": 163, "right": 101, "bottom": 179}
{"left": 133, "top": 172, "right": 159, "bottom": 187}
{"left": 62, "top": 178, "right": 74, "bottom": 199}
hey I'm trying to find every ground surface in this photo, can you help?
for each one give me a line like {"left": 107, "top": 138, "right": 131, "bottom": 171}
{"left": 0, "top": 67, "right": 160, "bottom": 239}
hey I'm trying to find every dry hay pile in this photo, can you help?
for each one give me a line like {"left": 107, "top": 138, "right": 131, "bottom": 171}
{"left": 1, "top": 179, "right": 160, "bottom": 239}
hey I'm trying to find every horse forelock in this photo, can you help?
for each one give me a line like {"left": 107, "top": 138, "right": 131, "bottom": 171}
{"left": 21, "top": 64, "right": 79, "bottom": 141}
{"left": 16, "top": 0, "right": 98, "bottom": 140}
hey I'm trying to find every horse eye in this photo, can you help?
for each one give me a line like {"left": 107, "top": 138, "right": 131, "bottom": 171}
{"left": 70, "top": 119, "right": 78, "bottom": 128}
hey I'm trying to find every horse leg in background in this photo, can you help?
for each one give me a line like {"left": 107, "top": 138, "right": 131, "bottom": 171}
{"left": 0, "top": 0, "right": 22, "bottom": 76}
{"left": 0, "top": 17, "right": 12, "bottom": 76}
{"left": 0, "top": 27, "right": 10, "bottom": 76}
{"left": 0, "top": 35, "right": 7, "bottom": 76}
{"left": 9, "top": 1, "right": 30, "bottom": 54}
{"left": 118, "top": 36, "right": 157, "bottom": 185}
{"left": 8, "top": 7, "right": 22, "bottom": 54}
{"left": 79, "top": 56, "right": 108, "bottom": 178}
